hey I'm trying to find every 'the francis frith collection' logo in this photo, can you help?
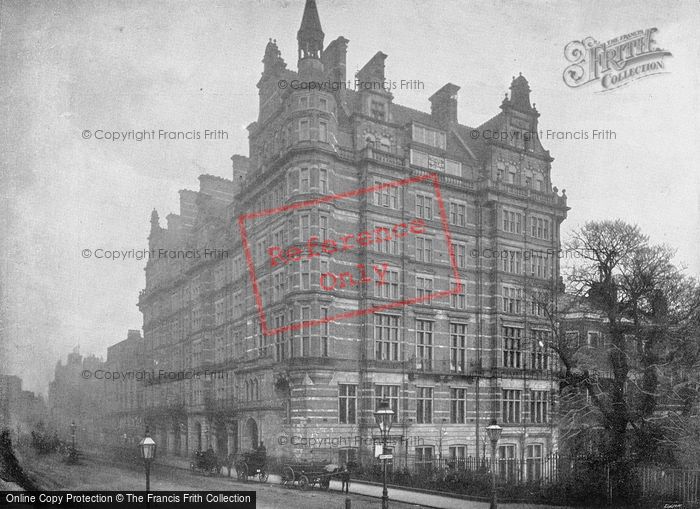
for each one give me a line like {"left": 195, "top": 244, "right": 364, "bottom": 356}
{"left": 563, "top": 28, "right": 672, "bottom": 92}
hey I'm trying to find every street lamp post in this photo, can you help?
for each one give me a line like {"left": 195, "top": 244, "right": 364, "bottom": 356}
{"left": 70, "top": 421, "right": 76, "bottom": 452}
{"left": 374, "top": 399, "right": 395, "bottom": 509}
{"left": 139, "top": 428, "right": 157, "bottom": 492}
{"left": 486, "top": 419, "right": 503, "bottom": 509}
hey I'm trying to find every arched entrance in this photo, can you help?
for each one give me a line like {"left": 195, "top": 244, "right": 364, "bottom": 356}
{"left": 244, "top": 418, "right": 258, "bottom": 450}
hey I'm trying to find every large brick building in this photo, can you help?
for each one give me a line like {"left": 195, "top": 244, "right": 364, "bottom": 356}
{"left": 136, "top": 0, "right": 568, "bottom": 471}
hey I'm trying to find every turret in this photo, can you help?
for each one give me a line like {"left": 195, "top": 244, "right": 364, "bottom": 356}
{"left": 297, "top": 0, "right": 325, "bottom": 79}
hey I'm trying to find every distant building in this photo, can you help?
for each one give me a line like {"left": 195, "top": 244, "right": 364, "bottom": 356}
{"left": 0, "top": 374, "right": 47, "bottom": 435}
{"left": 102, "top": 330, "right": 146, "bottom": 446}
{"left": 48, "top": 348, "right": 105, "bottom": 444}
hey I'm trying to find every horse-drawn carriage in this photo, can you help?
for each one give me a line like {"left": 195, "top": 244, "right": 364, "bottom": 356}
{"left": 281, "top": 462, "right": 344, "bottom": 491}
{"left": 235, "top": 450, "right": 269, "bottom": 482}
{"left": 190, "top": 449, "right": 222, "bottom": 475}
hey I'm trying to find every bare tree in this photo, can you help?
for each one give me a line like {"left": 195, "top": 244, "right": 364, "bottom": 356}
{"left": 558, "top": 220, "right": 700, "bottom": 471}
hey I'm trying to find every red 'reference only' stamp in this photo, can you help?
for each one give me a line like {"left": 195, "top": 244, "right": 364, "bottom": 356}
{"left": 238, "top": 173, "right": 462, "bottom": 336}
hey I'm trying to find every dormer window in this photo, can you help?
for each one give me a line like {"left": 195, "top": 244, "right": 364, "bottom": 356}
{"left": 412, "top": 124, "right": 446, "bottom": 150}
{"left": 371, "top": 100, "right": 386, "bottom": 121}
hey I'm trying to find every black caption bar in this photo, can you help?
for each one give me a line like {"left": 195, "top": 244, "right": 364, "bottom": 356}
{"left": 1, "top": 491, "right": 256, "bottom": 509}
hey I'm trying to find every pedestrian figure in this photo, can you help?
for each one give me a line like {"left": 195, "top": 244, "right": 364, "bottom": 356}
{"left": 340, "top": 463, "right": 350, "bottom": 494}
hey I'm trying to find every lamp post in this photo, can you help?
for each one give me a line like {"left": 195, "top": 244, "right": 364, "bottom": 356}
{"left": 139, "top": 428, "right": 157, "bottom": 492}
{"left": 374, "top": 399, "right": 394, "bottom": 509}
{"left": 70, "top": 421, "right": 76, "bottom": 452}
{"left": 439, "top": 418, "right": 448, "bottom": 463}
{"left": 486, "top": 419, "right": 503, "bottom": 509}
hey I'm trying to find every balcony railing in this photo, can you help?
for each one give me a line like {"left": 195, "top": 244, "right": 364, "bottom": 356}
{"left": 359, "top": 146, "right": 405, "bottom": 169}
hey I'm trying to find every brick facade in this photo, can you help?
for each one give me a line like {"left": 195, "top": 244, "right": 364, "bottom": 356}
{"left": 134, "top": 0, "right": 569, "bottom": 468}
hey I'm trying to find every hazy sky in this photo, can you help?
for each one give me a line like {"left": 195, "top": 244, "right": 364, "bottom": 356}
{"left": 1, "top": 0, "right": 698, "bottom": 394}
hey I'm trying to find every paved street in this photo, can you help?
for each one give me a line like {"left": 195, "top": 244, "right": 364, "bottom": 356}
{"left": 18, "top": 451, "right": 428, "bottom": 509}
{"left": 15, "top": 449, "right": 565, "bottom": 509}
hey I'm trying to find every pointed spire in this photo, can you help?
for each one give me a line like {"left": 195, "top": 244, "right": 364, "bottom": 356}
{"left": 297, "top": 0, "right": 324, "bottom": 60}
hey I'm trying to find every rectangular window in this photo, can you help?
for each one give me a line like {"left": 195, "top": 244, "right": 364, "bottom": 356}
{"left": 299, "top": 119, "right": 310, "bottom": 140}
{"left": 525, "top": 444, "right": 543, "bottom": 481}
{"left": 502, "top": 210, "right": 522, "bottom": 234}
{"left": 300, "top": 168, "right": 310, "bottom": 192}
{"left": 301, "top": 306, "right": 310, "bottom": 356}
{"left": 339, "top": 384, "right": 357, "bottom": 424}
{"left": 450, "top": 323, "right": 467, "bottom": 373}
{"left": 299, "top": 96, "right": 308, "bottom": 109}
{"left": 412, "top": 124, "right": 446, "bottom": 149}
{"left": 375, "top": 268, "right": 400, "bottom": 299}
{"left": 374, "top": 224, "right": 398, "bottom": 255}
{"left": 415, "top": 275, "right": 433, "bottom": 299}
{"left": 530, "top": 216, "right": 551, "bottom": 240}
{"left": 274, "top": 317, "right": 285, "bottom": 361}
{"left": 299, "top": 213, "right": 310, "bottom": 241}
{"left": 416, "top": 194, "right": 433, "bottom": 220}
{"left": 319, "top": 121, "right": 328, "bottom": 143}
{"left": 415, "top": 320, "right": 433, "bottom": 371}
{"left": 502, "top": 250, "right": 522, "bottom": 274}
{"left": 319, "top": 168, "right": 328, "bottom": 193}
{"left": 502, "top": 326, "right": 522, "bottom": 368}
{"left": 416, "top": 236, "right": 433, "bottom": 263}
{"left": 450, "top": 202, "right": 466, "bottom": 226}
{"left": 375, "top": 385, "right": 399, "bottom": 421}
{"left": 502, "top": 286, "right": 522, "bottom": 314}
{"left": 449, "top": 242, "right": 466, "bottom": 269}
{"left": 502, "top": 389, "right": 521, "bottom": 423}
{"left": 319, "top": 215, "right": 328, "bottom": 241}
{"left": 371, "top": 100, "right": 386, "bottom": 121}
{"left": 450, "top": 280, "right": 466, "bottom": 309}
{"left": 448, "top": 446, "right": 467, "bottom": 469}
{"left": 374, "top": 180, "right": 400, "bottom": 209}
{"left": 416, "top": 387, "right": 433, "bottom": 424}
{"left": 498, "top": 445, "right": 517, "bottom": 481}
{"left": 415, "top": 446, "right": 434, "bottom": 471}
{"left": 530, "top": 391, "right": 549, "bottom": 424}
{"left": 375, "top": 314, "right": 400, "bottom": 361}
{"left": 531, "top": 330, "right": 550, "bottom": 370}
{"left": 319, "top": 97, "right": 328, "bottom": 111}
{"left": 321, "top": 307, "right": 329, "bottom": 357}
{"left": 300, "top": 260, "right": 311, "bottom": 290}
{"left": 450, "top": 388, "right": 466, "bottom": 424}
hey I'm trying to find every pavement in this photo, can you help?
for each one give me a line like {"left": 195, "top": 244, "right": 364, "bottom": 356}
{"left": 15, "top": 449, "right": 567, "bottom": 509}
{"left": 155, "top": 455, "right": 564, "bottom": 509}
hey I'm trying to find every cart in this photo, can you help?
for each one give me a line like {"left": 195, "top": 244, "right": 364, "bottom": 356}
{"left": 235, "top": 450, "right": 269, "bottom": 482}
{"left": 281, "top": 462, "right": 342, "bottom": 491}
{"left": 190, "top": 450, "right": 222, "bottom": 475}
